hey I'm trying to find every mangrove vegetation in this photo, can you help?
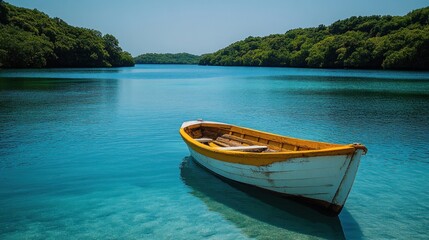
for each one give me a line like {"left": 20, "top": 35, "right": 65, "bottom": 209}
{"left": 134, "top": 53, "right": 201, "bottom": 65}
{"left": 200, "top": 7, "right": 429, "bottom": 70}
{"left": 0, "top": 1, "right": 134, "bottom": 68}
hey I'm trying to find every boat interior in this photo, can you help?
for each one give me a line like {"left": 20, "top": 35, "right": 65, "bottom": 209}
{"left": 183, "top": 123, "right": 342, "bottom": 153}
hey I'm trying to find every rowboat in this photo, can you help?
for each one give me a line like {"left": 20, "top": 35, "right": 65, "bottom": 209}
{"left": 179, "top": 120, "right": 367, "bottom": 215}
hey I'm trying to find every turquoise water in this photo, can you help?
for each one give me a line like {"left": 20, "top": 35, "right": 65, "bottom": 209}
{"left": 1, "top": 65, "right": 428, "bottom": 239}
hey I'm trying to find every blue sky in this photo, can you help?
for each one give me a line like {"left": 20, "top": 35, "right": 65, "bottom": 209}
{"left": 7, "top": 0, "right": 429, "bottom": 56}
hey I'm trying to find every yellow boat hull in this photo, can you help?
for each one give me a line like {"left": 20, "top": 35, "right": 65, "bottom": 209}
{"left": 180, "top": 120, "right": 367, "bottom": 215}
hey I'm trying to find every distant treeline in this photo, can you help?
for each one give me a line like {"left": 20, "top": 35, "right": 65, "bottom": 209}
{"left": 134, "top": 53, "right": 201, "bottom": 64}
{"left": 0, "top": 1, "right": 134, "bottom": 68}
{"left": 200, "top": 7, "right": 429, "bottom": 70}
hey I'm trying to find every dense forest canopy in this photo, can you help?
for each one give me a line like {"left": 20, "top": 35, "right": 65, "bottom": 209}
{"left": 134, "top": 53, "right": 201, "bottom": 64}
{"left": 0, "top": 1, "right": 134, "bottom": 68}
{"left": 200, "top": 7, "right": 429, "bottom": 70}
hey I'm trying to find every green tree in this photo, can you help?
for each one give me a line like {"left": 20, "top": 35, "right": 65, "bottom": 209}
{"left": 134, "top": 53, "right": 201, "bottom": 65}
{"left": 199, "top": 6, "right": 429, "bottom": 70}
{"left": 0, "top": 2, "right": 134, "bottom": 68}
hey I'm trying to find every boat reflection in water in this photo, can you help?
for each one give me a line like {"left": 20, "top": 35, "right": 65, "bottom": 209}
{"left": 180, "top": 157, "right": 361, "bottom": 240}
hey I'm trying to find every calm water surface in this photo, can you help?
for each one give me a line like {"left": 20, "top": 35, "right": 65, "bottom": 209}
{"left": 1, "top": 65, "right": 428, "bottom": 239}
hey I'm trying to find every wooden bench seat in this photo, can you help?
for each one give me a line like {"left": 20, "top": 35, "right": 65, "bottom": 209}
{"left": 195, "top": 136, "right": 271, "bottom": 152}
{"left": 194, "top": 138, "right": 213, "bottom": 143}
{"left": 219, "top": 145, "right": 268, "bottom": 152}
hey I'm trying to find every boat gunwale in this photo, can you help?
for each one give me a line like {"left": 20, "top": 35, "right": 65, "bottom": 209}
{"left": 180, "top": 121, "right": 366, "bottom": 163}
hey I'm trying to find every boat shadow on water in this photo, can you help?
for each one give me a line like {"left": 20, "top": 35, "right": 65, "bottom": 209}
{"left": 180, "top": 157, "right": 362, "bottom": 240}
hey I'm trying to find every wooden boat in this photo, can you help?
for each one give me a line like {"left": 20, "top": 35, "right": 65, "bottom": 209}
{"left": 180, "top": 120, "right": 367, "bottom": 215}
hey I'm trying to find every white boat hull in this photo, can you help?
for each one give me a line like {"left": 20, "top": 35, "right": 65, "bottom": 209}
{"left": 187, "top": 147, "right": 363, "bottom": 212}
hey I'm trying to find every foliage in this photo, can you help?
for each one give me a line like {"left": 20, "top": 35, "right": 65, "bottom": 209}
{"left": 200, "top": 7, "right": 429, "bottom": 70}
{"left": 134, "top": 53, "right": 201, "bottom": 64}
{"left": 0, "top": 2, "right": 134, "bottom": 68}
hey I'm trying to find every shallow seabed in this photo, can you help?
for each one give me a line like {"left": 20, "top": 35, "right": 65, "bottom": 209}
{"left": 1, "top": 65, "right": 428, "bottom": 239}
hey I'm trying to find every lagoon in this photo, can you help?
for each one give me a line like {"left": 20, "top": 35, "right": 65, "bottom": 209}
{"left": 1, "top": 65, "right": 429, "bottom": 239}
